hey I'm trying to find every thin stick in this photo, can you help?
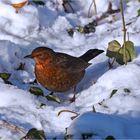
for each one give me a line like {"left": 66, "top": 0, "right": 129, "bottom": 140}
{"left": 58, "top": 109, "right": 79, "bottom": 120}
{"left": 93, "top": 0, "right": 97, "bottom": 15}
{"left": 58, "top": 109, "right": 79, "bottom": 116}
{"left": 127, "top": 32, "right": 130, "bottom": 41}
{"left": 88, "top": 0, "right": 97, "bottom": 18}
{"left": 108, "top": 58, "right": 116, "bottom": 69}
{"left": 0, "top": 120, "right": 26, "bottom": 136}
{"left": 63, "top": 0, "right": 74, "bottom": 13}
{"left": 120, "top": 0, "right": 127, "bottom": 65}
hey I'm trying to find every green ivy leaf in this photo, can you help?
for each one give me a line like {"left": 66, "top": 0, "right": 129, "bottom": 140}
{"left": 46, "top": 95, "right": 61, "bottom": 104}
{"left": 16, "top": 63, "right": 25, "bottom": 70}
{"left": 0, "top": 73, "right": 11, "bottom": 81}
{"left": 110, "top": 89, "right": 118, "bottom": 98}
{"left": 4, "top": 81, "right": 13, "bottom": 85}
{"left": 137, "top": 9, "right": 140, "bottom": 16}
{"left": 39, "top": 103, "right": 46, "bottom": 108}
{"left": 107, "top": 40, "right": 121, "bottom": 52}
{"left": 32, "top": 0, "right": 45, "bottom": 5}
{"left": 24, "top": 128, "right": 46, "bottom": 140}
{"left": 106, "top": 40, "right": 122, "bottom": 61}
{"left": 124, "top": 41, "right": 137, "bottom": 60}
{"left": 29, "top": 86, "right": 44, "bottom": 96}
{"left": 77, "top": 22, "right": 96, "bottom": 34}
{"left": 64, "top": 134, "right": 73, "bottom": 140}
{"left": 77, "top": 26, "right": 85, "bottom": 33}
{"left": 81, "top": 133, "right": 93, "bottom": 140}
{"left": 105, "top": 135, "right": 115, "bottom": 140}
{"left": 29, "top": 87, "right": 61, "bottom": 103}
{"left": 106, "top": 40, "right": 137, "bottom": 65}
{"left": 124, "top": 88, "right": 131, "bottom": 93}
{"left": 67, "top": 21, "right": 96, "bottom": 36}
{"left": 67, "top": 28, "right": 74, "bottom": 37}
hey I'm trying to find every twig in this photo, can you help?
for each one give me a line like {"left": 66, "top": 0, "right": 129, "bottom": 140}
{"left": 92, "top": 106, "right": 96, "bottom": 112}
{"left": 127, "top": 32, "right": 130, "bottom": 41}
{"left": 62, "top": 0, "right": 74, "bottom": 13}
{"left": 0, "top": 120, "right": 26, "bottom": 136}
{"left": 58, "top": 109, "right": 79, "bottom": 116}
{"left": 95, "top": 2, "right": 120, "bottom": 23}
{"left": 93, "top": 0, "right": 97, "bottom": 15}
{"left": 120, "top": 0, "right": 127, "bottom": 65}
{"left": 88, "top": 0, "right": 97, "bottom": 18}
{"left": 58, "top": 109, "right": 79, "bottom": 120}
{"left": 108, "top": 58, "right": 116, "bottom": 69}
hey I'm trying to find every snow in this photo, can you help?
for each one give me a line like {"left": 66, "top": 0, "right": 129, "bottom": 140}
{"left": 67, "top": 112, "right": 140, "bottom": 139}
{"left": 0, "top": 0, "right": 140, "bottom": 139}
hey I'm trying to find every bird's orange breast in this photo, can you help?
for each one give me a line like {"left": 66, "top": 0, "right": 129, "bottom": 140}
{"left": 35, "top": 63, "right": 85, "bottom": 92}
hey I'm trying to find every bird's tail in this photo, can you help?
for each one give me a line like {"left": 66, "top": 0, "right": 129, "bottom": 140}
{"left": 79, "top": 49, "right": 104, "bottom": 62}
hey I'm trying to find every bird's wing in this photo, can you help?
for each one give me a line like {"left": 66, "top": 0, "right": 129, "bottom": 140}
{"left": 54, "top": 53, "right": 91, "bottom": 73}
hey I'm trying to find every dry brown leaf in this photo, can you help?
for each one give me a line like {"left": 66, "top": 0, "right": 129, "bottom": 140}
{"left": 11, "top": 0, "right": 28, "bottom": 13}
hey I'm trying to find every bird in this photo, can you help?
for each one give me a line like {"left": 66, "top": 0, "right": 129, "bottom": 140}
{"left": 24, "top": 47, "right": 104, "bottom": 102}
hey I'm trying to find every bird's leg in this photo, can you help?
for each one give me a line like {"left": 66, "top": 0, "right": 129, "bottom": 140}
{"left": 69, "top": 86, "right": 77, "bottom": 102}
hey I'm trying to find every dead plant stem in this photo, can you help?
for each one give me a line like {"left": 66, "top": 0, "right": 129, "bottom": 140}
{"left": 120, "top": 0, "right": 127, "bottom": 65}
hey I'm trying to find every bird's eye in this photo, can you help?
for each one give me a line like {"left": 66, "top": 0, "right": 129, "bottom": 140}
{"left": 38, "top": 53, "right": 48, "bottom": 60}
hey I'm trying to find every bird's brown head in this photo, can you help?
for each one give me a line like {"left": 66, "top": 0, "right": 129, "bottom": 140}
{"left": 24, "top": 47, "right": 55, "bottom": 64}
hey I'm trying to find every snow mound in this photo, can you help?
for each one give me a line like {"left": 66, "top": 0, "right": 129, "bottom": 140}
{"left": 76, "top": 63, "right": 140, "bottom": 107}
{"left": 67, "top": 112, "right": 140, "bottom": 139}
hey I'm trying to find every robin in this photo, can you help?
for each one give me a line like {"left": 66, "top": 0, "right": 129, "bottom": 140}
{"left": 24, "top": 47, "right": 104, "bottom": 101}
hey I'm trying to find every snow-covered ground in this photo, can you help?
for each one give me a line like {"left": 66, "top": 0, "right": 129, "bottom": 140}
{"left": 0, "top": 0, "right": 140, "bottom": 139}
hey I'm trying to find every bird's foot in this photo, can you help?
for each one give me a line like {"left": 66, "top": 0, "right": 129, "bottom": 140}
{"left": 49, "top": 92, "right": 54, "bottom": 95}
{"left": 29, "top": 79, "right": 37, "bottom": 85}
{"left": 69, "top": 94, "right": 76, "bottom": 103}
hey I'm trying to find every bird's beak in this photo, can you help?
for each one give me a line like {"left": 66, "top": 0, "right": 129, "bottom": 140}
{"left": 24, "top": 54, "right": 32, "bottom": 59}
